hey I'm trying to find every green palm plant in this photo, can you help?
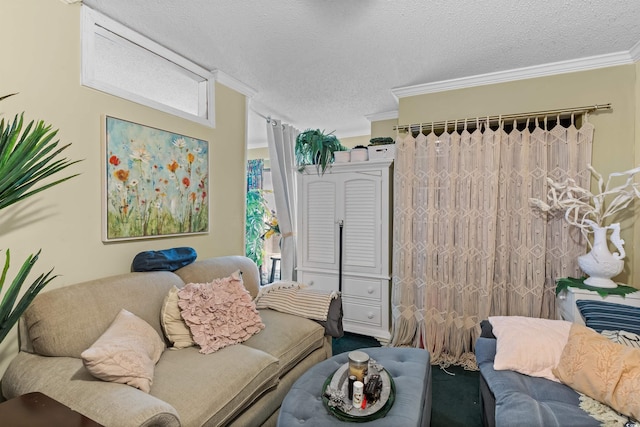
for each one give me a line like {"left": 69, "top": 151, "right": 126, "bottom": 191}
{"left": 0, "top": 94, "right": 80, "bottom": 344}
{"left": 245, "top": 189, "right": 272, "bottom": 269}
{"left": 295, "top": 129, "right": 347, "bottom": 176}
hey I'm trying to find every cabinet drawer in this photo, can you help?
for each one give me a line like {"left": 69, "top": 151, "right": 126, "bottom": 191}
{"left": 297, "top": 271, "right": 337, "bottom": 293}
{"left": 343, "top": 277, "right": 382, "bottom": 301}
{"left": 343, "top": 300, "right": 382, "bottom": 327}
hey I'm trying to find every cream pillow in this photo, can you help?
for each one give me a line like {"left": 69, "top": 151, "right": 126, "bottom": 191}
{"left": 553, "top": 324, "right": 640, "bottom": 420}
{"left": 178, "top": 270, "right": 264, "bottom": 354}
{"left": 489, "top": 316, "right": 572, "bottom": 382}
{"left": 160, "top": 286, "right": 195, "bottom": 349}
{"left": 81, "top": 309, "right": 165, "bottom": 393}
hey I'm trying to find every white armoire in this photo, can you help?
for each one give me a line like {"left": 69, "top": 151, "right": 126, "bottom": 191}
{"left": 296, "top": 159, "right": 392, "bottom": 342}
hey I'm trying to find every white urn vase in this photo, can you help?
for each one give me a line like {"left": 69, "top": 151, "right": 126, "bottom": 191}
{"left": 577, "top": 220, "right": 625, "bottom": 288}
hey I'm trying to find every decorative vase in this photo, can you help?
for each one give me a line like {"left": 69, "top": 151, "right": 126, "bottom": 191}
{"left": 577, "top": 221, "right": 625, "bottom": 288}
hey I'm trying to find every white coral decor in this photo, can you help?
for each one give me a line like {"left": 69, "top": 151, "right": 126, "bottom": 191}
{"left": 529, "top": 164, "right": 640, "bottom": 235}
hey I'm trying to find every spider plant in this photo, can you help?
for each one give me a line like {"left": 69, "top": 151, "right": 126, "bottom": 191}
{"left": 295, "top": 129, "right": 347, "bottom": 176}
{"left": 0, "top": 94, "right": 81, "bottom": 344}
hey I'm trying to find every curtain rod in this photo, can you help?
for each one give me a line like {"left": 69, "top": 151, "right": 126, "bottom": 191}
{"left": 394, "top": 103, "right": 612, "bottom": 132}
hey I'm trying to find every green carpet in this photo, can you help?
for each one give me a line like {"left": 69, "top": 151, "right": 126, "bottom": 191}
{"left": 332, "top": 333, "right": 482, "bottom": 427}
{"left": 431, "top": 365, "right": 482, "bottom": 427}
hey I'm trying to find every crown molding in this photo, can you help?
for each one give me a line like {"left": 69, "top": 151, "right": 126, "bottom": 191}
{"left": 212, "top": 70, "right": 257, "bottom": 98}
{"left": 392, "top": 51, "right": 635, "bottom": 98}
{"left": 59, "top": 0, "right": 82, "bottom": 3}
{"left": 365, "top": 110, "right": 398, "bottom": 122}
{"left": 629, "top": 40, "right": 640, "bottom": 63}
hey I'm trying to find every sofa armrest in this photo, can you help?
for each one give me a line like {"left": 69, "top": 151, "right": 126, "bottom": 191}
{"left": 2, "top": 352, "right": 180, "bottom": 427}
{"left": 474, "top": 337, "right": 497, "bottom": 366}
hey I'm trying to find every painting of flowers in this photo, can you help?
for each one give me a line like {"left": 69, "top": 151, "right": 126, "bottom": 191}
{"left": 103, "top": 116, "right": 208, "bottom": 241}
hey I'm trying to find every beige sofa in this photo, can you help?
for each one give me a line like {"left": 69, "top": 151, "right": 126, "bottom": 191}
{"left": 1, "top": 256, "right": 332, "bottom": 426}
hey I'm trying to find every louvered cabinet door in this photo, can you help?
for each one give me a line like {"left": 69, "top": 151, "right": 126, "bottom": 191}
{"left": 342, "top": 172, "right": 383, "bottom": 275}
{"left": 298, "top": 173, "right": 339, "bottom": 271}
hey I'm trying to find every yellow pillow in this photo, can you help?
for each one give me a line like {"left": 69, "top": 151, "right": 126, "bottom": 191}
{"left": 553, "top": 324, "right": 640, "bottom": 420}
{"left": 160, "top": 286, "right": 195, "bottom": 349}
{"left": 81, "top": 309, "right": 165, "bottom": 393}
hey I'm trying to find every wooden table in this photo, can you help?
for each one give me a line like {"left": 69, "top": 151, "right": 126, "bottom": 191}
{"left": 0, "top": 392, "right": 103, "bottom": 427}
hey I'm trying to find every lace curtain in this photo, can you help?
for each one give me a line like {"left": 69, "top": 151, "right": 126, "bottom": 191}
{"left": 391, "top": 117, "right": 594, "bottom": 367}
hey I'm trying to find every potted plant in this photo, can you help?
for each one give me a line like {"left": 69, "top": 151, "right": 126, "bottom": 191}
{"left": 0, "top": 93, "right": 81, "bottom": 343}
{"left": 295, "top": 129, "right": 347, "bottom": 175}
{"left": 369, "top": 137, "right": 394, "bottom": 146}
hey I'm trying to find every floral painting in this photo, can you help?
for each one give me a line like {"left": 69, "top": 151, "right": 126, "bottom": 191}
{"left": 103, "top": 116, "right": 208, "bottom": 241}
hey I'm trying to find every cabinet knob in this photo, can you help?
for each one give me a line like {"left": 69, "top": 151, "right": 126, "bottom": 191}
{"left": 367, "top": 287, "right": 374, "bottom": 294}
{"left": 309, "top": 281, "right": 314, "bottom": 286}
{"left": 367, "top": 312, "right": 374, "bottom": 319}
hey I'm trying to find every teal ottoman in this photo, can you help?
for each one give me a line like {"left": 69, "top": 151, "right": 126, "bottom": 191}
{"left": 278, "top": 347, "right": 432, "bottom": 426}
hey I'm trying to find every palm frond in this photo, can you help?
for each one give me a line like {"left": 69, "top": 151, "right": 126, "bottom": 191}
{"left": 0, "top": 114, "right": 81, "bottom": 210}
{"left": 0, "top": 250, "right": 57, "bottom": 344}
{"left": 0, "top": 95, "right": 81, "bottom": 345}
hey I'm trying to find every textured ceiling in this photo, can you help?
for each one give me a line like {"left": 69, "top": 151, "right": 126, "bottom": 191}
{"left": 81, "top": 0, "right": 640, "bottom": 148}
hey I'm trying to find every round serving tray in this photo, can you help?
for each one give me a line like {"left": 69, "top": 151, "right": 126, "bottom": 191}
{"left": 322, "top": 362, "right": 395, "bottom": 422}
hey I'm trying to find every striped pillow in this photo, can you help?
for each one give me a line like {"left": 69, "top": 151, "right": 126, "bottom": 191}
{"left": 576, "top": 300, "right": 640, "bottom": 335}
{"left": 601, "top": 329, "right": 640, "bottom": 349}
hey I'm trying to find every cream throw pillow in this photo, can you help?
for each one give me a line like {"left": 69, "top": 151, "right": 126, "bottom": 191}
{"left": 489, "top": 316, "right": 572, "bottom": 382}
{"left": 553, "top": 323, "right": 640, "bottom": 420}
{"left": 81, "top": 309, "right": 165, "bottom": 393}
{"left": 160, "top": 286, "right": 195, "bottom": 349}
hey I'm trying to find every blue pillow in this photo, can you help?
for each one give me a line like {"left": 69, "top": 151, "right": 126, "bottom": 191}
{"left": 131, "top": 247, "right": 197, "bottom": 272}
{"left": 576, "top": 299, "right": 640, "bottom": 336}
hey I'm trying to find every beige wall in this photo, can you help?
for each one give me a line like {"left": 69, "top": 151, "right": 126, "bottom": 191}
{"left": 0, "top": 0, "right": 247, "bottom": 373}
{"left": 371, "top": 118, "right": 398, "bottom": 139}
{"left": 399, "top": 65, "right": 639, "bottom": 285}
{"left": 248, "top": 147, "right": 270, "bottom": 160}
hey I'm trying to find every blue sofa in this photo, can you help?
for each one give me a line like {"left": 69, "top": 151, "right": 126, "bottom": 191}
{"left": 475, "top": 325, "right": 599, "bottom": 427}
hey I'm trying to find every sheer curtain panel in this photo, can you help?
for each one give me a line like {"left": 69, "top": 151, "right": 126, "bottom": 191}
{"left": 391, "top": 117, "right": 593, "bottom": 367}
{"left": 266, "top": 119, "right": 300, "bottom": 281}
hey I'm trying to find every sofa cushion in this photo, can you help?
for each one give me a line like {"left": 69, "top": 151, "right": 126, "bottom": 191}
{"left": 177, "top": 271, "right": 264, "bottom": 354}
{"left": 475, "top": 337, "right": 599, "bottom": 427}
{"left": 23, "top": 271, "right": 183, "bottom": 357}
{"left": 553, "top": 324, "right": 640, "bottom": 420}
{"left": 81, "top": 309, "right": 166, "bottom": 393}
{"left": 174, "top": 256, "right": 261, "bottom": 298}
{"left": 151, "top": 344, "right": 279, "bottom": 426}
{"left": 242, "top": 309, "right": 325, "bottom": 376}
{"left": 601, "top": 329, "right": 640, "bottom": 348}
{"left": 160, "top": 286, "right": 195, "bottom": 349}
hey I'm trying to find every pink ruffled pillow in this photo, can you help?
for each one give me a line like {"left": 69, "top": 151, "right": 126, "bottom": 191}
{"left": 177, "top": 271, "right": 264, "bottom": 354}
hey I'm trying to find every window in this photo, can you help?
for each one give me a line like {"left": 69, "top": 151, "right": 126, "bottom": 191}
{"left": 81, "top": 6, "right": 215, "bottom": 127}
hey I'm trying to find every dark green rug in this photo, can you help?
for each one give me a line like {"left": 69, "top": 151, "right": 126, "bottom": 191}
{"left": 332, "top": 333, "right": 481, "bottom": 427}
{"left": 431, "top": 365, "right": 482, "bottom": 427}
